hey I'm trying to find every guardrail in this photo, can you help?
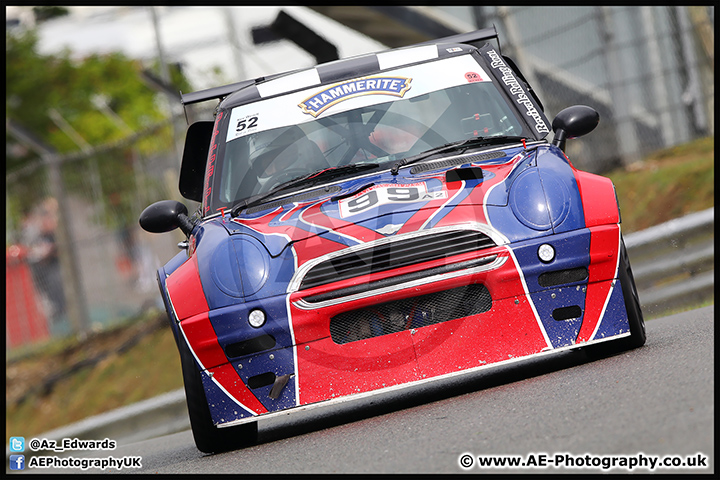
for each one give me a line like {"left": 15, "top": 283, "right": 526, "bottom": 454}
{"left": 624, "top": 207, "right": 714, "bottom": 317}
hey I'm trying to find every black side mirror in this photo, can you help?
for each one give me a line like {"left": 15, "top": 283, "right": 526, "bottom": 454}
{"left": 139, "top": 200, "right": 195, "bottom": 236}
{"left": 551, "top": 105, "right": 599, "bottom": 151}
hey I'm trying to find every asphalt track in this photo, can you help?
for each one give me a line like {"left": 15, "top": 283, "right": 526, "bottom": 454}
{"left": 44, "top": 306, "right": 713, "bottom": 474}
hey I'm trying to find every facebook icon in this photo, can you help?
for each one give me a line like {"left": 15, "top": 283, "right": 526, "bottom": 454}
{"left": 10, "top": 455, "right": 25, "bottom": 470}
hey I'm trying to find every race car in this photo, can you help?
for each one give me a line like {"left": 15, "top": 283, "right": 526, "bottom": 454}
{"left": 140, "top": 27, "right": 645, "bottom": 453}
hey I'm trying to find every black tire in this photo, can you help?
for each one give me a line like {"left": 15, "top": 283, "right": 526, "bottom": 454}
{"left": 177, "top": 333, "right": 258, "bottom": 453}
{"left": 584, "top": 238, "right": 646, "bottom": 358}
{"left": 616, "top": 238, "right": 646, "bottom": 349}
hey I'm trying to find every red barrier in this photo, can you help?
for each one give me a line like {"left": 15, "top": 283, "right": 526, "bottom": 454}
{"left": 6, "top": 245, "right": 50, "bottom": 348}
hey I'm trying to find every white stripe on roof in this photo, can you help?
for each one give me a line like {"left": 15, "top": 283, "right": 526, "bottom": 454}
{"left": 257, "top": 68, "right": 321, "bottom": 98}
{"left": 376, "top": 45, "right": 438, "bottom": 70}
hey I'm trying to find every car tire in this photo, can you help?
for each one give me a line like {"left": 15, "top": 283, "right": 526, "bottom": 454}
{"left": 177, "top": 333, "right": 258, "bottom": 453}
{"left": 584, "top": 238, "right": 646, "bottom": 358}
{"left": 617, "top": 238, "right": 646, "bottom": 349}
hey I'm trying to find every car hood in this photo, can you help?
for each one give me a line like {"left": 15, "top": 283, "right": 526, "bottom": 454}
{"left": 221, "top": 145, "right": 567, "bottom": 258}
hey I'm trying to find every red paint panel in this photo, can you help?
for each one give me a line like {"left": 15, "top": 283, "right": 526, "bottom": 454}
{"left": 576, "top": 224, "right": 620, "bottom": 342}
{"left": 295, "top": 332, "right": 420, "bottom": 405}
{"left": 181, "top": 313, "right": 229, "bottom": 371}
{"left": 301, "top": 201, "right": 384, "bottom": 243}
{"left": 413, "top": 295, "right": 547, "bottom": 377}
{"left": 291, "top": 249, "right": 540, "bottom": 404}
{"left": 289, "top": 250, "right": 513, "bottom": 345}
{"left": 574, "top": 171, "right": 619, "bottom": 227}
{"left": 166, "top": 254, "right": 208, "bottom": 321}
{"left": 207, "top": 363, "right": 268, "bottom": 415}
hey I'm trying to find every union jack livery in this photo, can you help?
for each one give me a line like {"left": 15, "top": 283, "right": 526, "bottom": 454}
{"left": 140, "top": 27, "right": 645, "bottom": 453}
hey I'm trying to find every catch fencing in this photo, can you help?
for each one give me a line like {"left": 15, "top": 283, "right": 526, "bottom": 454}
{"left": 470, "top": 5, "right": 715, "bottom": 173}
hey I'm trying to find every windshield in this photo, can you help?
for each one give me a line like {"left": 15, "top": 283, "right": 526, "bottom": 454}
{"left": 205, "top": 53, "right": 533, "bottom": 214}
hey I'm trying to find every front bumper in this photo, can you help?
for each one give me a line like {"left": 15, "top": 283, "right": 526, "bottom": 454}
{"left": 176, "top": 223, "right": 630, "bottom": 427}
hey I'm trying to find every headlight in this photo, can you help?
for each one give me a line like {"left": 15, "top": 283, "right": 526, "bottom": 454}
{"left": 509, "top": 168, "right": 570, "bottom": 231}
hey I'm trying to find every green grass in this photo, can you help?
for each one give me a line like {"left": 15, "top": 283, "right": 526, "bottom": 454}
{"left": 5, "top": 137, "right": 714, "bottom": 439}
{"left": 608, "top": 136, "right": 714, "bottom": 233}
{"left": 6, "top": 312, "right": 183, "bottom": 438}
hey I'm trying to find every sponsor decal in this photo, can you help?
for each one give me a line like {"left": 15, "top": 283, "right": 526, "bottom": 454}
{"left": 484, "top": 49, "right": 550, "bottom": 135}
{"left": 203, "top": 111, "right": 223, "bottom": 216}
{"left": 338, "top": 182, "right": 447, "bottom": 218}
{"left": 299, "top": 76, "right": 412, "bottom": 117}
{"left": 465, "top": 72, "right": 482, "bottom": 83}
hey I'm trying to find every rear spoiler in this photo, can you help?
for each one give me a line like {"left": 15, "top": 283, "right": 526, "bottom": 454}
{"left": 179, "top": 26, "right": 500, "bottom": 119}
{"left": 417, "top": 25, "right": 499, "bottom": 51}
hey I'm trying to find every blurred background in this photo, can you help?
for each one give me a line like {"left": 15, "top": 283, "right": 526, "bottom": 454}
{"left": 5, "top": 5, "right": 714, "bottom": 349}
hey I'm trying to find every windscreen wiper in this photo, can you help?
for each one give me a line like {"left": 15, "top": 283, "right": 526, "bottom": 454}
{"left": 231, "top": 163, "right": 379, "bottom": 216}
{"left": 391, "top": 136, "right": 530, "bottom": 175}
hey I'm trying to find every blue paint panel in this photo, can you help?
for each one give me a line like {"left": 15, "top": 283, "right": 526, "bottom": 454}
{"left": 200, "top": 370, "right": 255, "bottom": 425}
{"left": 510, "top": 230, "right": 591, "bottom": 348}
{"left": 210, "top": 295, "right": 294, "bottom": 353}
{"left": 484, "top": 152, "right": 536, "bottom": 207}
{"left": 592, "top": 280, "right": 631, "bottom": 339}
{"left": 511, "top": 229, "right": 591, "bottom": 293}
{"left": 224, "top": 216, "right": 293, "bottom": 257}
{"left": 529, "top": 286, "right": 586, "bottom": 348}
{"left": 535, "top": 145, "right": 586, "bottom": 233}
{"left": 486, "top": 204, "right": 553, "bottom": 244}
{"left": 509, "top": 168, "right": 554, "bottom": 230}
{"left": 230, "top": 346, "right": 297, "bottom": 412}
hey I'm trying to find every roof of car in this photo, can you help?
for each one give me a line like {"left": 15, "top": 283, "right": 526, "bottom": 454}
{"left": 180, "top": 27, "right": 500, "bottom": 111}
{"left": 220, "top": 42, "right": 480, "bottom": 109}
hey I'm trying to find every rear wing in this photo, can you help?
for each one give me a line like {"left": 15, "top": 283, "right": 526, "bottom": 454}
{"left": 417, "top": 25, "right": 499, "bottom": 51}
{"left": 179, "top": 26, "right": 501, "bottom": 119}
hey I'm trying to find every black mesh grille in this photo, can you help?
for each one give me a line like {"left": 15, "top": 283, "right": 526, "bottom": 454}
{"left": 329, "top": 283, "right": 492, "bottom": 344}
{"left": 300, "top": 230, "right": 496, "bottom": 290}
{"left": 410, "top": 151, "right": 506, "bottom": 174}
{"left": 538, "top": 267, "right": 588, "bottom": 287}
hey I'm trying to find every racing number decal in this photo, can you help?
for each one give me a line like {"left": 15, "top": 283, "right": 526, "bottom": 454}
{"left": 338, "top": 183, "right": 446, "bottom": 218}
{"left": 236, "top": 115, "right": 258, "bottom": 133}
{"left": 345, "top": 190, "right": 379, "bottom": 214}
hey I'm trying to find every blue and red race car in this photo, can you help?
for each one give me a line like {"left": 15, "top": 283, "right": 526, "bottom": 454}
{"left": 140, "top": 27, "right": 645, "bottom": 453}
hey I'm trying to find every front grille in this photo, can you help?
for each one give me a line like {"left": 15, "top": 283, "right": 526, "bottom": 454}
{"left": 300, "top": 230, "right": 496, "bottom": 290}
{"left": 329, "top": 283, "right": 492, "bottom": 344}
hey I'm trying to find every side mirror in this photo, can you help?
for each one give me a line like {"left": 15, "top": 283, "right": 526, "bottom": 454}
{"left": 139, "top": 200, "right": 195, "bottom": 236}
{"left": 551, "top": 105, "right": 599, "bottom": 151}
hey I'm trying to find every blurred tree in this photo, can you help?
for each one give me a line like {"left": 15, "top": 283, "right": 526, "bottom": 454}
{"left": 32, "top": 6, "right": 70, "bottom": 23}
{"left": 6, "top": 27, "right": 192, "bottom": 231}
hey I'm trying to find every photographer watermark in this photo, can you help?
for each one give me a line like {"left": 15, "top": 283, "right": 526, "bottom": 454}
{"left": 8, "top": 436, "right": 142, "bottom": 471}
{"left": 458, "top": 452, "right": 709, "bottom": 471}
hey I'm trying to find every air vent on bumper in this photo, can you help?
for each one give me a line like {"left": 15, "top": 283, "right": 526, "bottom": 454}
{"left": 329, "top": 283, "right": 492, "bottom": 344}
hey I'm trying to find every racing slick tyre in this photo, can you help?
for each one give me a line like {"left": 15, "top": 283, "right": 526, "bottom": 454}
{"left": 177, "top": 332, "right": 258, "bottom": 453}
{"left": 585, "top": 238, "right": 646, "bottom": 358}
